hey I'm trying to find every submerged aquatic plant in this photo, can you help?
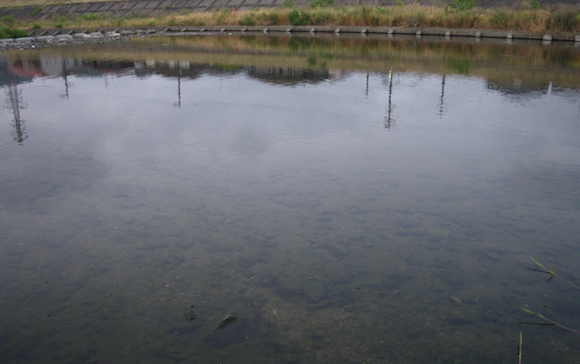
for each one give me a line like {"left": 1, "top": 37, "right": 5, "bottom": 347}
{"left": 527, "top": 257, "right": 580, "bottom": 289}
{"left": 182, "top": 304, "right": 196, "bottom": 321}
{"left": 518, "top": 331, "right": 522, "bottom": 364}
{"left": 520, "top": 257, "right": 580, "bottom": 335}
{"left": 215, "top": 311, "right": 238, "bottom": 331}
{"left": 520, "top": 306, "right": 580, "bottom": 334}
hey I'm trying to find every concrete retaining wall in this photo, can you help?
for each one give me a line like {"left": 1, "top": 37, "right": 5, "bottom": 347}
{"left": 21, "top": 24, "right": 580, "bottom": 43}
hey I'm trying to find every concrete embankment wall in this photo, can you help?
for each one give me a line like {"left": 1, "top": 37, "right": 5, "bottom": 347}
{"left": 0, "top": 0, "right": 579, "bottom": 21}
{"left": 18, "top": 24, "right": 580, "bottom": 44}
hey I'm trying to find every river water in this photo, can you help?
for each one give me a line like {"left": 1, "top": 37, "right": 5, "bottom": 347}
{"left": 1, "top": 34, "right": 580, "bottom": 364}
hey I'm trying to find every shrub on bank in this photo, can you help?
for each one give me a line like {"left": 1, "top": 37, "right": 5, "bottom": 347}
{"left": 0, "top": 27, "right": 28, "bottom": 38}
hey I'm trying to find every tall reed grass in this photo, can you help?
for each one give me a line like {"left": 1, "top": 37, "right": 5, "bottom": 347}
{"left": 10, "top": 4, "right": 580, "bottom": 33}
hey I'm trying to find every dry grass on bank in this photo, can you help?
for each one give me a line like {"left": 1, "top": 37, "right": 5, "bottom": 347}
{"left": 0, "top": 0, "right": 108, "bottom": 6}
{"left": 6, "top": 4, "right": 580, "bottom": 33}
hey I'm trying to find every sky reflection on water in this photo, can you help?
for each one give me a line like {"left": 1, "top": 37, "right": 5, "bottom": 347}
{"left": 1, "top": 35, "right": 580, "bottom": 364}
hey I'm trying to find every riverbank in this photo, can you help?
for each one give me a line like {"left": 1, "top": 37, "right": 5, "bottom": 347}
{"left": 0, "top": 2, "right": 580, "bottom": 35}
{"left": 0, "top": 23, "right": 576, "bottom": 61}
{"left": 13, "top": 23, "right": 579, "bottom": 44}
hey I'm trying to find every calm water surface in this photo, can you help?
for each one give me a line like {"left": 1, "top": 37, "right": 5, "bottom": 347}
{"left": 1, "top": 35, "right": 580, "bottom": 364}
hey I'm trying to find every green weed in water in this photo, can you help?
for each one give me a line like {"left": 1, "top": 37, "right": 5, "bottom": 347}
{"left": 521, "top": 257, "right": 580, "bottom": 335}
{"left": 518, "top": 331, "right": 522, "bottom": 364}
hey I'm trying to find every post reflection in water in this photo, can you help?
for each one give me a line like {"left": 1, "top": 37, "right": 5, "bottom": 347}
{"left": 5, "top": 81, "right": 27, "bottom": 144}
{"left": 174, "top": 61, "right": 181, "bottom": 109}
{"left": 365, "top": 70, "right": 369, "bottom": 99}
{"left": 385, "top": 68, "right": 394, "bottom": 129}
{"left": 1, "top": 35, "right": 580, "bottom": 364}
{"left": 1, "top": 60, "right": 28, "bottom": 144}
{"left": 439, "top": 74, "right": 446, "bottom": 118}
{"left": 60, "top": 59, "right": 70, "bottom": 100}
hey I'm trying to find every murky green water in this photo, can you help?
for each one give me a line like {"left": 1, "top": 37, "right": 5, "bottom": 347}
{"left": 1, "top": 34, "right": 580, "bottom": 364}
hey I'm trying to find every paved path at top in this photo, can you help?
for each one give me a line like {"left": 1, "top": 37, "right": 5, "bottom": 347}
{"left": 0, "top": 0, "right": 575, "bottom": 20}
